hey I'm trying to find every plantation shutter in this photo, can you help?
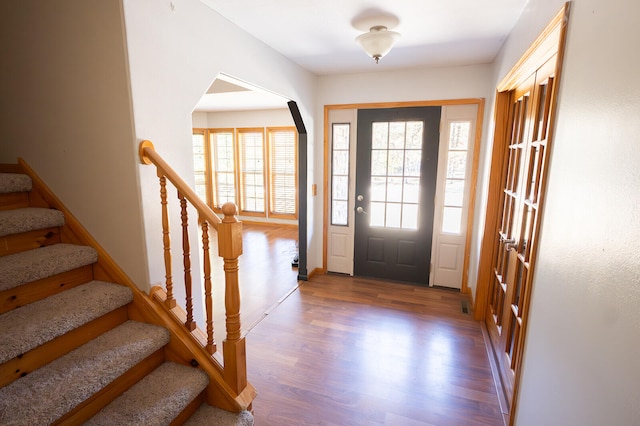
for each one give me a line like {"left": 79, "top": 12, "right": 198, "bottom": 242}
{"left": 268, "top": 128, "right": 297, "bottom": 218}
{"left": 237, "top": 129, "right": 266, "bottom": 214}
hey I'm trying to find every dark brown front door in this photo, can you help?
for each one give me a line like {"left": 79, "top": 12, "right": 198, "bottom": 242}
{"left": 353, "top": 106, "right": 441, "bottom": 285}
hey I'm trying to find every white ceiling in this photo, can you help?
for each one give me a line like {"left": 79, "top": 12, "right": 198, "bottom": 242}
{"left": 195, "top": 0, "right": 528, "bottom": 111}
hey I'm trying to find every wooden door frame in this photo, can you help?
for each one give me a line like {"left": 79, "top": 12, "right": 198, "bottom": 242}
{"left": 322, "top": 98, "right": 485, "bottom": 294}
{"left": 473, "top": 3, "right": 570, "bottom": 424}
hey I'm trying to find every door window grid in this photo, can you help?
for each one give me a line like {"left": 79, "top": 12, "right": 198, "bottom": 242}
{"left": 237, "top": 129, "right": 265, "bottom": 214}
{"left": 331, "top": 123, "right": 350, "bottom": 226}
{"left": 369, "top": 121, "right": 423, "bottom": 230}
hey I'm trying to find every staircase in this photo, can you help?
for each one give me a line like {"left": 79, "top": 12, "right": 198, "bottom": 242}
{"left": 0, "top": 167, "right": 254, "bottom": 425}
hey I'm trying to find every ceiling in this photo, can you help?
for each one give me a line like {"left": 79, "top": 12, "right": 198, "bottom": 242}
{"left": 194, "top": 0, "right": 528, "bottom": 112}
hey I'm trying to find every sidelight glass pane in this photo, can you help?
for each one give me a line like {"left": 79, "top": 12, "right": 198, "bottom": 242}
{"left": 332, "top": 176, "right": 348, "bottom": 201}
{"left": 332, "top": 200, "right": 348, "bottom": 226}
{"left": 331, "top": 123, "right": 350, "bottom": 226}
{"left": 449, "top": 121, "right": 471, "bottom": 150}
{"left": 333, "top": 123, "right": 350, "bottom": 150}
{"left": 333, "top": 150, "right": 349, "bottom": 175}
{"left": 444, "top": 179, "right": 464, "bottom": 207}
{"left": 442, "top": 207, "right": 462, "bottom": 234}
{"left": 446, "top": 151, "right": 467, "bottom": 179}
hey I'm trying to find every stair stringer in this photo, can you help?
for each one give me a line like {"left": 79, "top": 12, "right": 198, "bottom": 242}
{"left": 13, "top": 158, "right": 256, "bottom": 413}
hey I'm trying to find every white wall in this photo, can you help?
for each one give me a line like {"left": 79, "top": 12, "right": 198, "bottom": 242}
{"left": 195, "top": 109, "right": 294, "bottom": 128}
{"left": 0, "top": 0, "right": 147, "bottom": 286}
{"left": 488, "top": 0, "right": 640, "bottom": 423}
{"left": 318, "top": 64, "right": 494, "bottom": 293}
{"left": 122, "top": 0, "right": 317, "bottom": 303}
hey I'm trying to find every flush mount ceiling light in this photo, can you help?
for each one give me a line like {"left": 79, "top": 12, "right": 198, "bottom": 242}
{"left": 355, "top": 25, "right": 400, "bottom": 64}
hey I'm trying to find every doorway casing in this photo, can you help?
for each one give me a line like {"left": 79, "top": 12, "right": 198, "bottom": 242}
{"left": 322, "top": 99, "right": 485, "bottom": 294}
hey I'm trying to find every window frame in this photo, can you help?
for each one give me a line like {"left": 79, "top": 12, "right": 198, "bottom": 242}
{"left": 266, "top": 126, "right": 298, "bottom": 220}
{"left": 192, "top": 126, "right": 298, "bottom": 220}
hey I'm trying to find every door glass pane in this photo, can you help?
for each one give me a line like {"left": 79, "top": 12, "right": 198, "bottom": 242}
{"left": 386, "top": 177, "right": 403, "bottom": 203}
{"left": 387, "top": 150, "right": 404, "bottom": 176}
{"left": 389, "top": 122, "right": 406, "bottom": 149}
{"left": 386, "top": 203, "right": 401, "bottom": 228}
{"left": 369, "top": 120, "right": 424, "bottom": 230}
{"left": 402, "top": 204, "right": 419, "bottom": 230}
{"left": 372, "top": 122, "right": 388, "bottom": 149}
{"left": 405, "top": 122, "right": 423, "bottom": 149}
{"left": 331, "top": 123, "right": 350, "bottom": 226}
{"left": 370, "top": 202, "right": 385, "bottom": 227}
{"left": 371, "top": 151, "right": 388, "bottom": 176}
{"left": 403, "top": 178, "right": 420, "bottom": 203}
{"left": 370, "top": 177, "right": 386, "bottom": 202}
{"left": 404, "top": 151, "right": 422, "bottom": 176}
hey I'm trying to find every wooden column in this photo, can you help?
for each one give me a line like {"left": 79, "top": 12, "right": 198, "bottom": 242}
{"left": 218, "top": 202, "right": 246, "bottom": 393}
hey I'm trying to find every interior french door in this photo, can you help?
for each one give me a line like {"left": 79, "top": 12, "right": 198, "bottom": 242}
{"left": 486, "top": 54, "right": 559, "bottom": 412}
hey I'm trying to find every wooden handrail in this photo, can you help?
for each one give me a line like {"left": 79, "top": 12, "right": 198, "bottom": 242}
{"left": 139, "top": 140, "right": 247, "bottom": 394}
{"left": 139, "top": 140, "right": 221, "bottom": 229}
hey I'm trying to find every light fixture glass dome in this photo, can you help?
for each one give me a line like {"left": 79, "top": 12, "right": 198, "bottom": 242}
{"left": 355, "top": 25, "right": 401, "bottom": 64}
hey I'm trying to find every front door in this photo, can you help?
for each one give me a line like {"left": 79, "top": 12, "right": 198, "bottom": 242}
{"left": 353, "top": 107, "right": 441, "bottom": 285}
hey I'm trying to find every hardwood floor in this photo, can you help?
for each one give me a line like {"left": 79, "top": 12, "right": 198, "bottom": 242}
{"left": 209, "top": 224, "right": 503, "bottom": 424}
{"left": 246, "top": 274, "right": 505, "bottom": 425}
{"left": 210, "top": 223, "right": 299, "bottom": 337}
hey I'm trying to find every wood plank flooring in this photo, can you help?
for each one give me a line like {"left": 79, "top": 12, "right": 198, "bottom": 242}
{"left": 246, "top": 273, "right": 505, "bottom": 425}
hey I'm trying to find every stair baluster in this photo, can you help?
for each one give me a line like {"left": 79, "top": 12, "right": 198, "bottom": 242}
{"left": 201, "top": 219, "right": 216, "bottom": 354}
{"left": 159, "top": 175, "right": 176, "bottom": 309}
{"left": 139, "top": 140, "right": 248, "bottom": 398}
{"left": 179, "top": 192, "right": 196, "bottom": 331}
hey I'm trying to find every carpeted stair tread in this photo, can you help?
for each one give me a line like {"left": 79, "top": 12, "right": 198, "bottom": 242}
{"left": 86, "top": 362, "right": 209, "bottom": 425}
{"left": 0, "top": 280, "right": 133, "bottom": 364}
{"left": 0, "top": 320, "right": 170, "bottom": 425}
{"left": 0, "top": 173, "right": 31, "bottom": 194}
{"left": 185, "top": 404, "right": 255, "bottom": 426}
{"left": 0, "top": 207, "right": 65, "bottom": 237}
{"left": 0, "top": 243, "right": 97, "bottom": 291}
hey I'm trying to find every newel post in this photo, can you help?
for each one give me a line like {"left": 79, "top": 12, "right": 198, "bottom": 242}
{"left": 218, "top": 202, "right": 246, "bottom": 393}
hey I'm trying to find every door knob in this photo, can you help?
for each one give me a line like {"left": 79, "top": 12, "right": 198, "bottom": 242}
{"left": 356, "top": 206, "right": 367, "bottom": 214}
